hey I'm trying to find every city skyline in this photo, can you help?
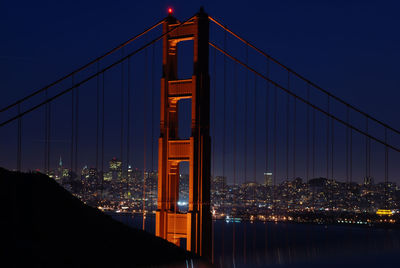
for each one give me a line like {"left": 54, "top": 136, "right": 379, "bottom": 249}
{"left": 3, "top": 2, "right": 400, "bottom": 266}
{"left": 30, "top": 153, "right": 395, "bottom": 185}
{"left": 2, "top": 2, "right": 400, "bottom": 185}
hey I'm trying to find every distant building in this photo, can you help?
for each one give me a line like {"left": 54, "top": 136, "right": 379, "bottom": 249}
{"left": 179, "top": 174, "right": 189, "bottom": 210}
{"left": 212, "top": 176, "right": 227, "bottom": 193}
{"left": 109, "top": 157, "right": 122, "bottom": 180}
{"left": 81, "top": 165, "right": 89, "bottom": 178}
{"left": 57, "top": 156, "right": 63, "bottom": 180}
{"left": 104, "top": 171, "right": 112, "bottom": 181}
{"left": 88, "top": 167, "right": 98, "bottom": 179}
{"left": 364, "top": 176, "right": 374, "bottom": 185}
{"left": 264, "top": 172, "right": 273, "bottom": 186}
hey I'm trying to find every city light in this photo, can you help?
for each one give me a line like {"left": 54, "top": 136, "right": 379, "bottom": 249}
{"left": 376, "top": 209, "right": 393, "bottom": 215}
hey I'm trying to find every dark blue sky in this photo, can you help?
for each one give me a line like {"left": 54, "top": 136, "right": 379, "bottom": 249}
{"left": 1, "top": 0, "right": 400, "bottom": 183}
{"left": 2, "top": 0, "right": 399, "bottom": 119}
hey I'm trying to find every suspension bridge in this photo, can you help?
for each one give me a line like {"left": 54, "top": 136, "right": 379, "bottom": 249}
{"left": 2, "top": 7, "right": 400, "bottom": 266}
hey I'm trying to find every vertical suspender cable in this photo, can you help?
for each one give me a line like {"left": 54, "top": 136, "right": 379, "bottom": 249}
{"left": 293, "top": 97, "right": 296, "bottom": 180}
{"left": 326, "top": 96, "right": 330, "bottom": 181}
{"left": 17, "top": 104, "right": 22, "bottom": 171}
{"left": 75, "top": 84, "right": 79, "bottom": 179}
{"left": 95, "top": 61, "right": 99, "bottom": 201}
{"left": 286, "top": 72, "right": 290, "bottom": 180}
{"left": 222, "top": 29, "right": 227, "bottom": 263}
{"left": 127, "top": 56, "right": 131, "bottom": 195}
{"left": 331, "top": 117, "right": 334, "bottom": 181}
{"left": 233, "top": 61, "right": 237, "bottom": 262}
{"left": 312, "top": 107, "right": 316, "bottom": 208}
{"left": 368, "top": 126, "right": 371, "bottom": 179}
{"left": 47, "top": 94, "right": 51, "bottom": 176}
{"left": 384, "top": 128, "right": 388, "bottom": 207}
{"left": 312, "top": 108, "right": 315, "bottom": 179}
{"left": 265, "top": 60, "right": 270, "bottom": 263}
{"left": 44, "top": 89, "right": 48, "bottom": 173}
{"left": 346, "top": 106, "right": 349, "bottom": 184}
{"left": 151, "top": 44, "right": 155, "bottom": 221}
{"left": 121, "top": 49, "right": 124, "bottom": 174}
{"left": 101, "top": 72, "right": 105, "bottom": 199}
{"left": 265, "top": 62, "right": 270, "bottom": 176}
{"left": 331, "top": 116, "right": 334, "bottom": 210}
{"left": 366, "top": 118, "right": 371, "bottom": 179}
{"left": 325, "top": 96, "right": 330, "bottom": 209}
{"left": 305, "top": 84, "right": 310, "bottom": 250}
{"left": 273, "top": 86, "right": 277, "bottom": 213}
{"left": 253, "top": 74, "right": 257, "bottom": 262}
{"left": 350, "top": 118, "right": 353, "bottom": 184}
{"left": 244, "top": 46, "right": 248, "bottom": 184}
{"left": 286, "top": 99, "right": 289, "bottom": 181}
{"left": 368, "top": 125, "right": 371, "bottom": 178}
{"left": 211, "top": 46, "right": 216, "bottom": 265}
{"left": 96, "top": 61, "right": 100, "bottom": 174}
{"left": 71, "top": 77, "right": 75, "bottom": 176}
{"left": 44, "top": 91, "right": 47, "bottom": 173}
{"left": 46, "top": 89, "right": 51, "bottom": 173}
{"left": 243, "top": 45, "right": 248, "bottom": 266}
{"left": 365, "top": 118, "right": 368, "bottom": 180}
{"left": 142, "top": 47, "right": 148, "bottom": 231}
{"left": 253, "top": 75, "right": 257, "bottom": 195}
{"left": 306, "top": 84, "right": 310, "bottom": 182}
{"left": 212, "top": 46, "right": 216, "bottom": 187}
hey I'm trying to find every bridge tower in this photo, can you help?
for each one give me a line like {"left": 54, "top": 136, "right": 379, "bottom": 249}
{"left": 156, "top": 8, "right": 211, "bottom": 259}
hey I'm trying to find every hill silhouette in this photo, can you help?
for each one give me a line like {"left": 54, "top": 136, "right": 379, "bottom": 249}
{"left": 1, "top": 168, "right": 207, "bottom": 267}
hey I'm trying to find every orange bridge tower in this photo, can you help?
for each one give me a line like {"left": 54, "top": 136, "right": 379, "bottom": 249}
{"left": 156, "top": 8, "right": 211, "bottom": 259}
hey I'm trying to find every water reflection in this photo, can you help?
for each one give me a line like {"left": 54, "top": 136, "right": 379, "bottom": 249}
{"left": 110, "top": 213, "right": 400, "bottom": 267}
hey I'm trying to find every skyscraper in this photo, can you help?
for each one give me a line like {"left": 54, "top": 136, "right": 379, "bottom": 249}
{"left": 264, "top": 172, "right": 273, "bottom": 187}
{"left": 109, "top": 157, "right": 122, "bottom": 181}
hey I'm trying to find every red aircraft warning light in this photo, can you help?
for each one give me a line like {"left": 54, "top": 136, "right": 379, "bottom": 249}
{"left": 168, "top": 8, "right": 173, "bottom": 14}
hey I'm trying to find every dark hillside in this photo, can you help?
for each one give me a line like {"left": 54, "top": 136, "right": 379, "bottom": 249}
{"left": 0, "top": 168, "right": 206, "bottom": 267}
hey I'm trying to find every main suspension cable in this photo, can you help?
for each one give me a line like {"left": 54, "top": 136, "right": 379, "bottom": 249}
{"left": 1, "top": 15, "right": 196, "bottom": 128}
{"left": 0, "top": 18, "right": 165, "bottom": 114}
{"left": 208, "top": 16, "right": 400, "bottom": 136}
{"left": 209, "top": 42, "right": 400, "bottom": 153}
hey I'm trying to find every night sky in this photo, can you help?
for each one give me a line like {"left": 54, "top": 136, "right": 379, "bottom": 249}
{"left": 1, "top": 0, "right": 400, "bottom": 184}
